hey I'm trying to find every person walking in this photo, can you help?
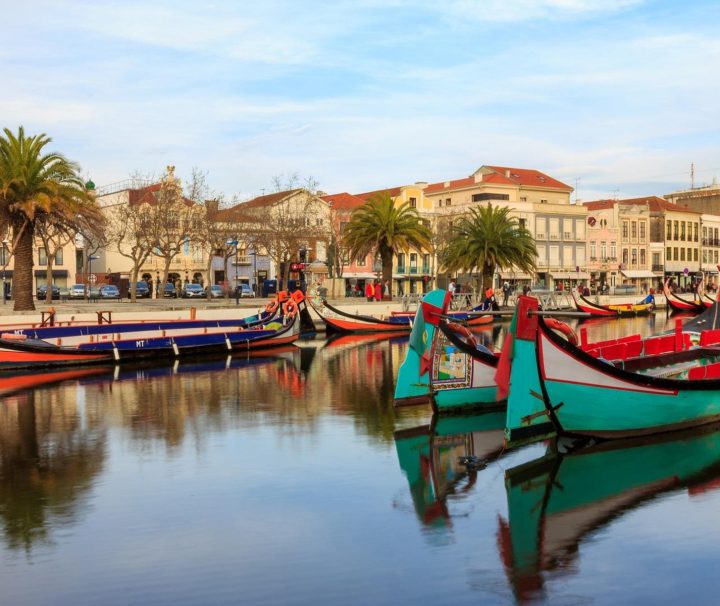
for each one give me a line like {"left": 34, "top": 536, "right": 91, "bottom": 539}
{"left": 448, "top": 280, "right": 456, "bottom": 296}
{"left": 365, "top": 281, "right": 374, "bottom": 302}
{"left": 502, "top": 281, "right": 511, "bottom": 307}
{"left": 383, "top": 280, "right": 391, "bottom": 300}
{"left": 374, "top": 280, "right": 382, "bottom": 302}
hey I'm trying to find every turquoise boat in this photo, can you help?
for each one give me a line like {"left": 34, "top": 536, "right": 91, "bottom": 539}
{"left": 394, "top": 289, "right": 452, "bottom": 406}
{"left": 504, "top": 295, "right": 720, "bottom": 445}
{"left": 394, "top": 289, "right": 502, "bottom": 412}
{"left": 499, "top": 425, "right": 720, "bottom": 603}
{"left": 394, "top": 411, "right": 507, "bottom": 529}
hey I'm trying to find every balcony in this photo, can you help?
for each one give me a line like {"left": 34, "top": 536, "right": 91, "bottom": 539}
{"left": 396, "top": 265, "right": 406, "bottom": 274}
{"left": 231, "top": 256, "right": 252, "bottom": 266}
{"left": 549, "top": 233, "right": 560, "bottom": 240}
{"left": 536, "top": 233, "right": 546, "bottom": 240}
{"left": 652, "top": 264, "right": 664, "bottom": 272}
{"left": 563, "top": 232, "right": 572, "bottom": 239}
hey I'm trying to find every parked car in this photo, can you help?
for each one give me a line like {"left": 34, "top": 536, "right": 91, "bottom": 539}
{"left": 128, "top": 281, "right": 150, "bottom": 299}
{"left": 163, "top": 283, "right": 177, "bottom": 298}
{"left": 99, "top": 284, "right": 120, "bottom": 299}
{"left": 206, "top": 284, "right": 225, "bottom": 299}
{"left": 37, "top": 284, "right": 60, "bottom": 300}
{"left": 69, "top": 284, "right": 87, "bottom": 299}
{"left": 234, "top": 284, "right": 255, "bottom": 298}
{"left": 182, "top": 283, "right": 205, "bottom": 298}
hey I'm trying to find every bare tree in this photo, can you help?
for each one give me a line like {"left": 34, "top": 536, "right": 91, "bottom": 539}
{"left": 35, "top": 220, "right": 73, "bottom": 303}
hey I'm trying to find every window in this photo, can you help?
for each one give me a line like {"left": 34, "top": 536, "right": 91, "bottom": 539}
{"left": 639, "top": 221, "right": 646, "bottom": 242}
{"left": 397, "top": 253, "right": 405, "bottom": 271}
{"left": 640, "top": 249, "right": 646, "bottom": 266}
{"left": 704, "top": 226, "right": 708, "bottom": 242}
{"left": 600, "top": 241, "right": 607, "bottom": 259}
{"left": 694, "top": 223, "right": 699, "bottom": 242}
{"left": 540, "top": 199, "right": 548, "bottom": 204}
{"left": 339, "top": 221, "right": 348, "bottom": 234}
{"left": 520, "top": 196, "right": 528, "bottom": 202}
{"left": 631, "top": 222, "right": 637, "bottom": 239}
{"left": 438, "top": 200, "right": 443, "bottom": 208}
{"left": 688, "top": 247, "right": 692, "bottom": 260}
{"left": 445, "top": 198, "right": 451, "bottom": 206}
{"left": 55, "top": 248, "right": 63, "bottom": 265}
{"left": 653, "top": 252, "right": 660, "bottom": 266}
{"left": 622, "top": 221, "right": 629, "bottom": 239}
{"left": 409, "top": 197, "right": 417, "bottom": 209}
{"left": 39, "top": 247, "right": 47, "bottom": 266}
{"left": 681, "top": 222, "right": 686, "bottom": 241}
{"left": 704, "top": 250, "right": 708, "bottom": 263}
{"left": 589, "top": 241, "right": 596, "bottom": 259}
{"left": 681, "top": 248, "right": 685, "bottom": 261}
{"left": 631, "top": 249, "right": 637, "bottom": 266}
{"left": 549, "top": 245, "right": 560, "bottom": 265}
{"left": 0, "top": 244, "right": 7, "bottom": 266}
{"left": 674, "top": 247, "right": 679, "bottom": 261}
{"left": 667, "top": 247, "right": 672, "bottom": 261}
{"left": 666, "top": 220, "right": 672, "bottom": 240}
{"left": 623, "top": 249, "right": 629, "bottom": 265}
{"left": 674, "top": 221, "right": 679, "bottom": 240}
{"left": 422, "top": 253, "right": 430, "bottom": 271}
{"left": 716, "top": 251, "right": 719, "bottom": 264}
{"left": 610, "top": 242, "right": 616, "bottom": 260}
{"left": 472, "top": 193, "right": 509, "bottom": 202}
{"left": 409, "top": 253, "right": 417, "bottom": 273}
{"left": 694, "top": 248, "right": 699, "bottom": 262}
{"left": 576, "top": 246, "right": 586, "bottom": 266}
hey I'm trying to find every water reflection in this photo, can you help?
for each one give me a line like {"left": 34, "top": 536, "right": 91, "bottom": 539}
{"left": 394, "top": 411, "right": 507, "bottom": 535}
{"left": 499, "top": 425, "right": 720, "bottom": 603}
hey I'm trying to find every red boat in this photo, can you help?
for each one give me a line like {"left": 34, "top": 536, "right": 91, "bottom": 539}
{"left": 663, "top": 278, "right": 706, "bottom": 313}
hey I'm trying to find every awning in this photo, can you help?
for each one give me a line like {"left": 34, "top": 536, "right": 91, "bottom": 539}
{"left": 500, "top": 272, "right": 533, "bottom": 280}
{"left": 342, "top": 272, "right": 377, "bottom": 280}
{"left": 34, "top": 269, "right": 69, "bottom": 277}
{"left": 550, "top": 272, "right": 590, "bottom": 280}
{"left": 621, "top": 270, "right": 656, "bottom": 279}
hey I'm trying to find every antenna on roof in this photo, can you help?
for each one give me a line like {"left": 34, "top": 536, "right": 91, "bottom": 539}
{"left": 261, "top": 188, "right": 266, "bottom": 198}
{"left": 574, "top": 177, "right": 581, "bottom": 204}
{"left": 612, "top": 189, "right": 620, "bottom": 201}
{"left": 691, "top": 163, "right": 695, "bottom": 189}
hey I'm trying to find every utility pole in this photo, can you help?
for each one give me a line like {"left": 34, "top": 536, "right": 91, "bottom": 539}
{"left": 691, "top": 163, "right": 695, "bottom": 189}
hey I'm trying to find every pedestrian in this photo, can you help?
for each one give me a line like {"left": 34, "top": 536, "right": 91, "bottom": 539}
{"left": 383, "top": 279, "right": 391, "bottom": 300}
{"left": 448, "top": 280, "right": 456, "bottom": 296}
{"left": 147, "top": 278, "right": 153, "bottom": 298}
{"left": 365, "top": 281, "right": 374, "bottom": 302}
{"left": 374, "top": 280, "right": 382, "bottom": 302}
{"left": 502, "top": 281, "right": 511, "bottom": 307}
{"left": 522, "top": 284, "right": 530, "bottom": 296}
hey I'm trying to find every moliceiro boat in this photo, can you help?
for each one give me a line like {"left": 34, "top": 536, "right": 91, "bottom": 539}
{"left": 0, "top": 291, "right": 307, "bottom": 370}
{"left": 307, "top": 293, "right": 492, "bottom": 334}
{"left": 503, "top": 295, "right": 720, "bottom": 445}
{"left": 394, "top": 289, "right": 502, "bottom": 412}
{"left": 663, "top": 278, "right": 708, "bottom": 313}
{"left": 570, "top": 289, "right": 654, "bottom": 317}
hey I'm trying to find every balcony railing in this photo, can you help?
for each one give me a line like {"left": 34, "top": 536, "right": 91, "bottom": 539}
{"left": 652, "top": 264, "right": 664, "bottom": 271}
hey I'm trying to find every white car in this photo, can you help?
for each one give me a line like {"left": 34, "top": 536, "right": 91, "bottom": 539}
{"left": 69, "top": 284, "right": 87, "bottom": 299}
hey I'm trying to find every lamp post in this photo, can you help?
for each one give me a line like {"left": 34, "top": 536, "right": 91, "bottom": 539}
{"left": 250, "top": 248, "right": 257, "bottom": 296}
{"left": 1, "top": 239, "right": 9, "bottom": 305}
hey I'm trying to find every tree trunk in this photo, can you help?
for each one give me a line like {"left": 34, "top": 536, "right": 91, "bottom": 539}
{"left": 45, "top": 253, "right": 54, "bottom": 304}
{"left": 381, "top": 247, "right": 394, "bottom": 300}
{"left": 205, "top": 253, "right": 214, "bottom": 300}
{"left": 13, "top": 222, "right": 35, "bottom": 312}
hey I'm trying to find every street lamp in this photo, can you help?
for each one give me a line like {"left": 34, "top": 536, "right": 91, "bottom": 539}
{"left": 250, "top": 248, "right": 258, "bottom": 295}
{"left": 1, "top": 238, "right": 9, "bottom": 305}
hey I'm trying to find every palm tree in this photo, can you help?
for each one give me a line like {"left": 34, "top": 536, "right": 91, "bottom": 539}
{"left": 0, "top": 127, "right": 99, "bottom": 311}
{"left": 440, "top": 204, "right": 536, "bottom": 290}
{"left": 342, "top": 192, "right": 432, "bottom": 298}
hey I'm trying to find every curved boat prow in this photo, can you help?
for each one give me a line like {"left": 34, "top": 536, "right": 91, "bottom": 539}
{"left": 503, "top": 296, "right": 556, "bottom": 447}
{"left": 394, "top": 289, "right": 451, "bottom": 406}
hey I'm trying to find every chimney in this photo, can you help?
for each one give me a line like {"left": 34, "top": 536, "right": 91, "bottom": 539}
{"left": 474, "top": 173, "right": 483, "bottom": 183}
{"left": 415, "top": 181, "right": 428, "bottom": 189}
{"left": 505, "top": 169, "right": 511, "bottom": 178}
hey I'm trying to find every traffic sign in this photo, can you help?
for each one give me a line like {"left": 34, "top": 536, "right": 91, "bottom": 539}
{"left": 88, "top": 274, "right": 97, "bottom": 283}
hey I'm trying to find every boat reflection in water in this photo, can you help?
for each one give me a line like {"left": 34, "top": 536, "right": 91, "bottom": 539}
{"left": 499, "top": 425, "right": 720, "bottom": 603}
{"left": 394, "top": 411, "right": 507, "bottom": 531}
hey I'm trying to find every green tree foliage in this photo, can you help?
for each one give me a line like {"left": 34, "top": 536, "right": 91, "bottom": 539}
{"left": 342, "top": 192, "right": 432, "bottom": 298}
{"left": 0, "top": 127, "right": 103, "bottom": 311}
{"left": 440, "top": 205, "right": 536, "bottom": 288}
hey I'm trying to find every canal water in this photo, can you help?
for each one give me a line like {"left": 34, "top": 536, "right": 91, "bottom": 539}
{"left": 0, "top": 314, "right": 719, "bottom": 605}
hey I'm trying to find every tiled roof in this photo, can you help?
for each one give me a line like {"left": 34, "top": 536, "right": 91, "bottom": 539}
{"left": 584, "top": 200, "right": 616, "bottom": 210}
{"left": 355, "top": 187, "right": 403, "bottom": 201}
{"left": 484, "top": 166, "right": 573, "bottom": 191}
{"left": 214, "top": 189, "right": 302, "bottom": 220}
{"left": 584, "top": 196, "right": 700, "bottom": 214}
{"left": 424, "top": 177, "right": 478, "bottom": 194}
{"left": 321, "top": 192, "right": 366, "bottom": 210}
{"left": 127, "top": 183, "right": 194, "bottom": 207}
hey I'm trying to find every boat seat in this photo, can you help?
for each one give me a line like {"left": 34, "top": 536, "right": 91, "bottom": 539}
{"left": 688, "top": 362, "right": 720, "bottom": 380}
{"left": 700, "top": 329, "right": 720, "bottom": 347}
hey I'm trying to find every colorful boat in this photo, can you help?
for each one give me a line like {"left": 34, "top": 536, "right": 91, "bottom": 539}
{"left": 499, "top": 424, "right": 720, "bottom": 603}
{"left": 394, "top": 410, "right": 507, "bottom": 529}
{"left": 663, "top": 278, "right": 707, "bottom": 313}
{"left": 307, "top": 294, "right": 492, "bottom": 334}
{"left": 570, "top": 289, "right": 654, "bottom": 317}
{"left": 503, "top": 295, "right": 720, "bottom": 445}
{"left": 0, "top": 292, "right": 307, "bottom": 369}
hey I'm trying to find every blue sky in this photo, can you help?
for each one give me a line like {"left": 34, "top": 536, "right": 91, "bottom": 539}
{"left": 3, "top": 0, "right": 720, "bottom": 202}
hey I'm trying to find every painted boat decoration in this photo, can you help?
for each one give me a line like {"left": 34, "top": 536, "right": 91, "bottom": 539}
{"left": 570, "top": 289, "right": 654, "bottom": 317}
{"left": 499, "top": 425, "right": 720, "bottom": 603}
{"left": 503, "top": 295, "right": 720, "bottom": 445}
{"left": 663, "top": 278, "right": 707, "bottom": 313}
{"left": 394, "top": 410, "right": 507, "bottom": 530}
{"left": 0, "top": 291, "right": 307, "bottom": 369}
{"left": 307, "top": 294, "right": 492, "bottom": 334}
